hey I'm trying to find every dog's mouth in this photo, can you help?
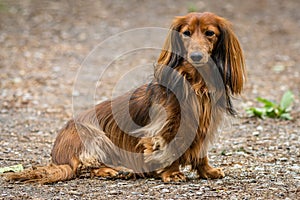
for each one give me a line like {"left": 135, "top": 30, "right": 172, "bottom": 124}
{"left": 191, "top": 61, "right": 205, "bottom": 66}
{"left": 189, "top": 61, "right": 209, "bottom": 68}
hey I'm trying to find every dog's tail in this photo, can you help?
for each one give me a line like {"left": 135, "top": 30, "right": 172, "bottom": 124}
{"left": 3, "top": 164, "right": 75, "bottom": 184}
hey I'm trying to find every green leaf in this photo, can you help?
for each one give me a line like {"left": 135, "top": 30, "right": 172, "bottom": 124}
{"left": 280, "top": 113, "right": 292, "bottom": 120}
{"left": 265, "top": 109, "right": 277, "bottom": 118}
{"left": 265, "top": 107, "right": 274, "bottom": 112}
{"left": 256, "top": 97, "right": 276, "bottom": 108}
{"left": 0, "top": 164, "right": 23, "bottom": 174}
{"left": 247, "top": 107, "right": 265, "bottom": 118}
{"left": 246, "top": 108, "right": 255, "bottom": 115}
{"left": 280, "top": 91, "right": 294, "bottom": 110}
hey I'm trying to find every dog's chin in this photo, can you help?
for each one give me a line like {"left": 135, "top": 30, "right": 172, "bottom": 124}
{"left": 189, "top": 60, "right": 209, "bottom": 68}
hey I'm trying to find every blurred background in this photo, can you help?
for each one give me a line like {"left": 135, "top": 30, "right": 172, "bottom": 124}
{"left": 0, "top": 0, "right": 299, "bottom": 199}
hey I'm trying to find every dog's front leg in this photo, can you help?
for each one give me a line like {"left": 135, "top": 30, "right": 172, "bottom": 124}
{"left": 140, "top": 136, "right": 186, "bottom": 182}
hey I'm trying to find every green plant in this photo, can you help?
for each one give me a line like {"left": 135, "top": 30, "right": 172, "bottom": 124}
{"left": 246, "top": 91, "right": 294, "bottom": 120}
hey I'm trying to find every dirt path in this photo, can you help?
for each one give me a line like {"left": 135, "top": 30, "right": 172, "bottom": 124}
{"left": 0, "top": 0, "right": 299, "bottom": 199}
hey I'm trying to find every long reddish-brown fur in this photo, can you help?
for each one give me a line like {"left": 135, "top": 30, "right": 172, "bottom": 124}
{"left": 4, "top": 12, "right": 245, "bottom": 183}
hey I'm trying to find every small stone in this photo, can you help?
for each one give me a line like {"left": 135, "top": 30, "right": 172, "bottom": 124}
{"left": 131, "top": 192, "right": 140, "bottom": 195}
{"left": 109, "top": 190, "right": 120, "bottom": 195}
{"left": 153, "top": 184, "right": 164, "bottom": 189}
{"left": 254, "top": 166, "right": 264, "bottom": 171}
{"left": 256, "top": 126, "right": 263, "bottom": 131}
{"left": 73, "top": 90, "right": 80, "bottom": 97}
{"left": 53, "top": 66, "right": 61, "bottom": 72}
{"left": 13, "top": 77, "right": 22, "bottom": 84}
{"left": 233, "top": 164, "right": 243, "bottom": 169}
{"left": 1, "top": 109, "right": 8, "bottom": 113}
{"left": 278, "top": 157, "right": 288, "bottom": 162}
{"left": 273, "top": 64, "right": 285, "bottom": 72}
{"left": 68, "top": 190, "right": 82, "bottom": 196}
{"left": 290, "top": 165, "right": 300, "bottom": 171}
{"left": 161, "top": 189, "right": 170, "bottom": 193}
{"left": 252, "top": 131, "right": 260, "bottom": 136}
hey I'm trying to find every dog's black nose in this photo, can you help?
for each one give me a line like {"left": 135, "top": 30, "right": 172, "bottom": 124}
{"left": 190, "top": 52, "right": 203, "bottom": 62}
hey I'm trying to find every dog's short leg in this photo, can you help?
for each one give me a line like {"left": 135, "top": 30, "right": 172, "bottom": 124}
{"left": 160, "top": 160, "right": 186, "bottom": 182}
{"left": 196, "top": 156, "right": 225, "bottom": 179}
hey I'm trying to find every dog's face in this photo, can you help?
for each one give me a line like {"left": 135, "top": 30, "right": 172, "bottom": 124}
{"left": 157, "top": 12, "right": 246, "bottom": 95}
{"left": 178, "top": 13, "right": 221, "bottom": 66}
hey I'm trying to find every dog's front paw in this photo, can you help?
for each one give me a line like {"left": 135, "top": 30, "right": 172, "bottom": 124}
{"left": 152, "top": 136, "right": 166, "bottom": 151}
{"left": 140, "top": 136, "right": 166, "bottom": 155}
{"left": 198, "top": 167, "right": 225, "bottom": 179}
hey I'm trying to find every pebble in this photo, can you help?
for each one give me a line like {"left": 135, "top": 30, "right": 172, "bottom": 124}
{"left": 254, "top": 166, "right": 264, "bottom": 171}
{"left": 272, "top": 64, "right": 285, "bottom": 72}
{"left": 152, "top": 185, "right": 164, "bottom": 189}
{"left": 73, "top": 90, "right": 80, "bottom": 97}
{"left": 109, "top": 190, "right": 121, "bottom": 195}
{"left": 13, "top": 77, "right": 22, "bottom": 84}
{"left": 53, "top": 66, "right": 61, "bottom": 72}
{"left": 161, "top": 189, "right": 170, "bottom": 193}
{"left": 256, "top": 126, "right": 263, "bottom": 131}
{"left": 252, "top": 131, "right": 260, "bottom": 136}
{"left": 290, "top": 165, "right": 300, "bottom": 171}
{"left": 131, "top": 192, "right": 140, "bottom": 195}
{"left": 68, "top": 190, "right": 82, "bottom": 196}
{"left": 1, "top": 109, "right": 8, "bottom": 113}
{"left": 278, "top": 157, "right": 288, "bottom": 162}
{"left": 232, "top": 164, "right": 243, "bottom": 169}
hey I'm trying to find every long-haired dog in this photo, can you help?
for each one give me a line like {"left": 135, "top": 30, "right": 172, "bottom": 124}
{"left": 5, "top": 12, "right": 245, "bottom": 183}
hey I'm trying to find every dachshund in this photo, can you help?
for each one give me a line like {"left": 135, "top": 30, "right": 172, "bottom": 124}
{"left": 5, "top": 12, "right": 245, "bottom": 183}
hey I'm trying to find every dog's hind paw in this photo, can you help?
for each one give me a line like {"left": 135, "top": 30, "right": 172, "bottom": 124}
{"left": 91, "top": 167, "right": 119, "bottom": 178}
{"left": 161, "top": 171, "right": 186, "bottom": 182}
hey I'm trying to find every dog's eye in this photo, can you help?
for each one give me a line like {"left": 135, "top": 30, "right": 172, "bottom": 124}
{"left": 182, "top": 30, "right": 191, "bottom": 37}
{"left": 205, "top": 30, "right": 215, "bottom": 37}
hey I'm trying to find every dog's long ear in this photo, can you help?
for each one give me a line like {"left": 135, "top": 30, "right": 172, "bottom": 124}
{"left": 156, "top": 17, "right": 186, "bottom": 70}
{"left": 212, "top": 18, "right": 246, "bottom": 95}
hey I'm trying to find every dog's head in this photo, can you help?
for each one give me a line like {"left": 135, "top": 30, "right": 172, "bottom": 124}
{"left": 156, "top": 12, "right": 246, "bottom": 95}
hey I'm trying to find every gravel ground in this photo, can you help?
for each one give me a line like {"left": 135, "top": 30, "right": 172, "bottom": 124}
{"left": 0, "top": 0, "right": 299, "bottom": 199}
